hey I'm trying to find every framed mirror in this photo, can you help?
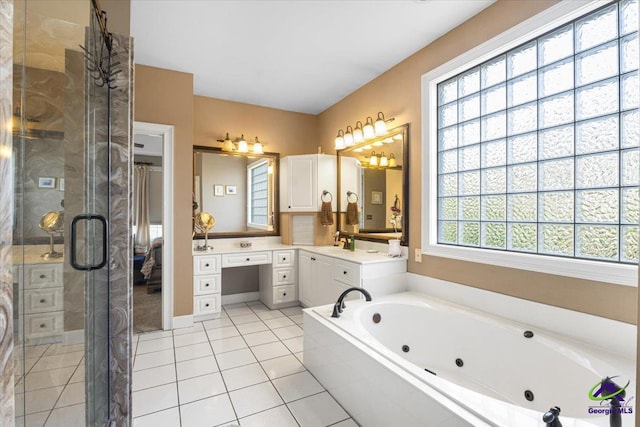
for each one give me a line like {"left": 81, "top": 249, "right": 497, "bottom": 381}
{"left": 337, "top": 123, "right": 409, "bottom": 245}
{"left": 193, "top": 146, "right": 279, "bottom": 238}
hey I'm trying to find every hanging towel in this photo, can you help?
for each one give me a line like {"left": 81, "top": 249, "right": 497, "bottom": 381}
{"left": 320, "top": 201, "right": 333, "bottom": 226}
{"left": 346, "top": 202, "right": 359, "bottom": 225}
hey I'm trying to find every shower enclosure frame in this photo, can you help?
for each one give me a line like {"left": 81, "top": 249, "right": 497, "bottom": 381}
{"left": 0, "top": 0, "right": 133, "bottom": 425}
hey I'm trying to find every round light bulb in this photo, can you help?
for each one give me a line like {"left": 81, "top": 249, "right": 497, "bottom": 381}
{"left": 335, "top": 129, "right": 345, "bottom": 149}
{"left": 379, "top": 151, "right": 388, "bottom": 167}
{"left": 374, "top": 112, "right": 388, "bottom": 136}
{"left": 363, "top": 116, "right": 375, "bottom": 140}
{"left": 369, "top": 151, "right": 378, "bottom": 166}
{"left": 344, "top": 125, "right": 354, "bottom": 146}
{"left": 253, "top": 137, "right": 264, "bottom": 154}
{"left": 388, "top": 153, "right": 397, "bottom": 168}
{"left": 353, "top": 121, "right": 364, "bottom": 143}
{"left": 237, "top": 135, "right": 248, "bottom": 153}
{"left": 222, "top": 132, "right": 234, "bottom": 152}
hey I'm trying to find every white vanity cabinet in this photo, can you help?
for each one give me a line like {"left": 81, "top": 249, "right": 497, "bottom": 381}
{"left": 298, "top": 250, "right": 336, "bottom": 307}
{"left": 259, "top": 249, "right": 298, "bottom": 309}
{"left": 193, "top": 254, "right": 222, "bottom": 320}
{"left": 299, "top": 250, "right": 408, "bottom": 308}
{"left": 280, "top": 154, "right": 336, "bottom": 212}
{"left": 23, "top": 262, "right": 64, "bottom": 341}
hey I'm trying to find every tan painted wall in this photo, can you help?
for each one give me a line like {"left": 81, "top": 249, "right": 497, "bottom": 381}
{"left": 316, "top": 0, "right": 637, "bottom": 324}
{"left": 135, "top": 82, "right": 319, "bottom": 316}
{"left": 193, "top": 96, "right": 318, "bottom": 155}
{"left": 134, "top": 65, "right": 195, "bottom": 316}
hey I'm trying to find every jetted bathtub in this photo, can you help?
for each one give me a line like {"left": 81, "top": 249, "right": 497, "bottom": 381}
{"left": 303, "top": 291, "right": 635, "bottom": 426}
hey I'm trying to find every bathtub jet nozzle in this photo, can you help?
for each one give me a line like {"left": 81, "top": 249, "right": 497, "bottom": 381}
{"left": 542, "top": 406, "right": 562, "bottom": 427}
{"left": 331, "top": 287, "right": 372, "bottom": 318}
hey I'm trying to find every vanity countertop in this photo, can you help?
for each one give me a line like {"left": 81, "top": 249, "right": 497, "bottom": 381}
{"left": 193, "top": 243, "right": 407, "bottom": 265}
{"left": 12, "top": 245, "right": 64, "bottom": 264}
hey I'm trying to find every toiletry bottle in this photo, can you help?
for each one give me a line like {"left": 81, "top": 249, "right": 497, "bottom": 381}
{"left": 349, "top": 235, "right": 355, "bottom": 251}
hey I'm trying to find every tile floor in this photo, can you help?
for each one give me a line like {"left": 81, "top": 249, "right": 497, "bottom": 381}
{"left": 13, "top": 301, "right": 358, "bottom": 427}
{"left": 132, "top": 301, "right": 358, "bottom": 427}
{"left": 13, "top": 342, "right": 86, "bottom": 427}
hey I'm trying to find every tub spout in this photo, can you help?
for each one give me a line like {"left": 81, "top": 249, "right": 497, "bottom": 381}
{"left": 542, "top": 406, "right": 562, "bottom": 427}
{"left": 331, "top": 287, "right": 372, "bottom": 318}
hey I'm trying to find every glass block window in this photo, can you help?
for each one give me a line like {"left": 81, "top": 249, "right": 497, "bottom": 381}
{"left": 436, "top": 0, "right": 639, "bottom": 264}
{"left": 248, "top": 160, "right": 269, "bottom": 227}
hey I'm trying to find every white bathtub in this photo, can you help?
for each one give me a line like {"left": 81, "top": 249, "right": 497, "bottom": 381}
{"left": 303, "top": 291, "right": 636, "bottom": 427}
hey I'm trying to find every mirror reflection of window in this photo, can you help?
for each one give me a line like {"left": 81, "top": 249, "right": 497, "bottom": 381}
{"left": 247, "top": 158, "right": 273, "bottom": 231}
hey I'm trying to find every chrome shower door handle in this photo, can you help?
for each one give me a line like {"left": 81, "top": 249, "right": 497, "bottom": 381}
{"left": 70, "top": 214, "right": 108, "bottom": 271}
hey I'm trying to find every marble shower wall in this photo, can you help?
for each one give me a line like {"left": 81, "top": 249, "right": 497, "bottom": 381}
{"left": 0, "top": 1, "right": 14, "bottom": 426}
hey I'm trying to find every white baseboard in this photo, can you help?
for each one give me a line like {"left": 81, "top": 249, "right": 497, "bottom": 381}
{"left": 63, "top": 330, "right": 85, "bottom": 345}
{"left": 222, "top": 292, "right": 260, "bottom": 305}
{"left": 172, "top": 315, "right": 194, "bottom": 330}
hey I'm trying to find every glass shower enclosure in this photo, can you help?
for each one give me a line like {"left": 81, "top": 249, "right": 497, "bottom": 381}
{"left": 4, "top": 0, "right": 133, "bottom": 425}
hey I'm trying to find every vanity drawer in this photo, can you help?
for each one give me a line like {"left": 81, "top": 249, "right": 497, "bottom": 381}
{"left": 194, "top": 274, "right": 221, "bottom": 295}
{"left": 334, "top": 260, "right": 361, "bottom": 287}
{"left": 25, "top": 288, "right": 63, "bottom": 314}
{"left": 273, "top": 285, "right": 296, "bottom": 304}
{"left": 193, "top": 255, "right": 221, "bottom": 275}
{"left": 25, "top": 312, "right": 63, "bottom": 338}
{"left": 24, "top": 264, "right": 62, "bottom": 289}
{"left": 222, "top": 251, "right": 272, "bottom": 268}
{"left": 274, "top": 268, "right": 295, "bottom": 285}
{"left": 273, "top": 250, "right": 295, "bottom": 268}
{"left": 194, "top": 294, "right": 221, "bottom": 316}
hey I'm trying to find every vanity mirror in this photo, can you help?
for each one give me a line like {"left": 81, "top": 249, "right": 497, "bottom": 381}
{"left": 337, "top": 123, "right": 409, "bottom": 245}
{"left": 193, "top": 146, "right": 279, "bottom": 238}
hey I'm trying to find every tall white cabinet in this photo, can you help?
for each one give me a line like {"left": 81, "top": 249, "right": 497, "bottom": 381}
{"left": 280, "top": 154, "right": 337, "bottom": 212}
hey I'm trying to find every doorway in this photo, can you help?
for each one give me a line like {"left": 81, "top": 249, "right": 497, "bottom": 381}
{"left": 133, "top": 122, "right": 174, "bottom": 332}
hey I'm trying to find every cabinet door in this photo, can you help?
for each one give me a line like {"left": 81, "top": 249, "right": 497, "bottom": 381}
{"left": 298, "top": 251, "right": 314, "bottom": 307}
{"left": 314, "top": 255, "right": 335, "bottom": 306}
{"left": 287, "top": 156, "right": 317, "bottom": 211}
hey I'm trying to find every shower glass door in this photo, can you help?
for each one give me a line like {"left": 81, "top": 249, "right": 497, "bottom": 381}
{"left": 11, "top": 1, "right": 131, "bottom": 426}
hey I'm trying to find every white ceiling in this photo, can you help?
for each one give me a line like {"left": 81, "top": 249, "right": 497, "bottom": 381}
{"left": 131, "top": 1, "right": 494, "bottom": 114}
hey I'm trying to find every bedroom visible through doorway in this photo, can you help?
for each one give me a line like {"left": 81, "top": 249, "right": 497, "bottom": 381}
{"left": 133, "top": 132, "right": 164, "bottom": 333}
{"left": 131, "top": 122, "right": 173, "bottom": 333}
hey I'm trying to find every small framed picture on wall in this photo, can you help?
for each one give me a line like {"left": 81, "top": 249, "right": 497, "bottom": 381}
{"left": 38, "top": 177, "right": 56, "bottom": 189}
{"left": 59, "top": 178, "right": 65, "bottom": 191}
{"left": 214, "top": 185, "right": 224, "bottom": 196}
{"left": 225, "top": 185, "right": 237, "bottom": 195}
{"left": 371, "top": 191, "right": 383, "bottom": 205}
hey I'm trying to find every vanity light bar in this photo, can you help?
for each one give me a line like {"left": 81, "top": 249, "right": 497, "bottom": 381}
{"left": 335, "top": 112, "right": 395, "bottom": 150}
{"left": 218, "top": 133, "right": 266, "bottom": 154}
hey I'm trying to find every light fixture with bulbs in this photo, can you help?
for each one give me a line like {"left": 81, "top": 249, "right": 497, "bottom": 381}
{"left": 364, "top": 150, "right": 397, "bottom": 169}
{"left": 252, "top": 137, "right": 264, "bottom": 154}
{"left": 334, "top": 112, "right": 395, "bottom": 150}
{"left": 374, "top": 112, "right": 388, "bottom": 136}
{"left": 353, "top": 121, "right": 364, "bottom": 144}
{"left": 388, "top": 152, "right": 397, "bottom": 168}
{"left": 335, "top": 130, "right": 345, "bottom": 149}
{"left": 369, "top": 151, "right": 378, "bottom": 166}
{"left": 218, "top": 133, "right": 267, "bottom": 155}
{"left": 379, "top": 151, "right": 389, "bottom": 167}
{"left": 363, "top": 117, "right": 375, "bottom": 140}
{"left": 344, "top": 125, "right": 354, "bottom": 147}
